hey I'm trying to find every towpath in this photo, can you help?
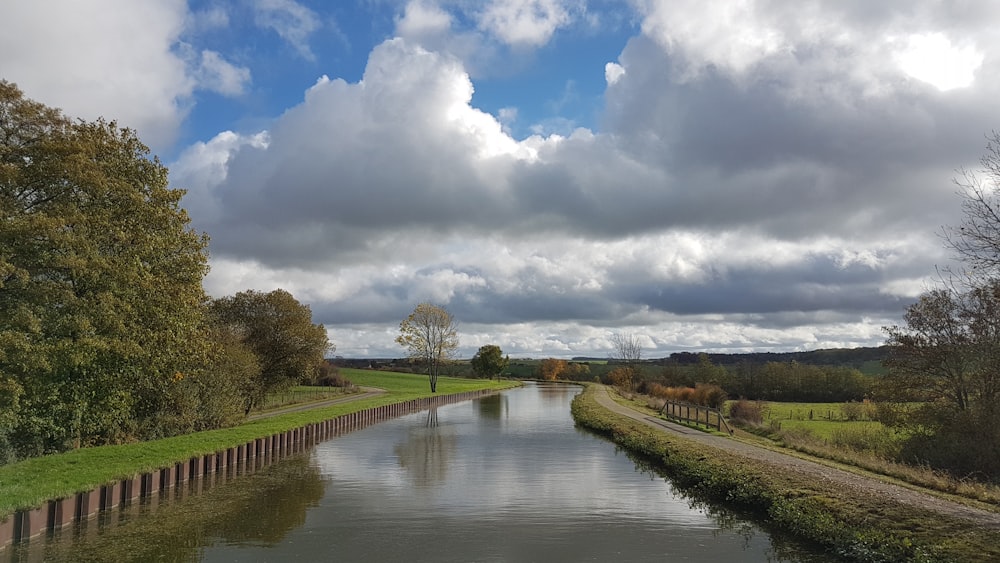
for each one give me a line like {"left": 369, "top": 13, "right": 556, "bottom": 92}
{"left": 592, "top": 384, "right": 1000, "bottom": 528}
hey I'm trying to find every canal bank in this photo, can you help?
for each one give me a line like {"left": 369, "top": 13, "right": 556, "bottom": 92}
{"left": 6, "top": 382, "right": 835, "bottom": 562}
{"left": 0, "top": 374, "right": 517, "bottom": 551}
{"left": 572, "top": 384, "right": 1000, "bottom": 562}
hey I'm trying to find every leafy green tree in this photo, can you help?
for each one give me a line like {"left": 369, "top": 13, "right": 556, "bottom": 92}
{"left": 0, "top": 81, "right": 210, "bottom": 457}
{"left": 208, "top": 289, "right": 331, "bottom": 413}
{"left": 397, "top": 303, "right": 458, "bottom": 392}
{"left": 471, "top": 344, "right": 509, "bottom": 380}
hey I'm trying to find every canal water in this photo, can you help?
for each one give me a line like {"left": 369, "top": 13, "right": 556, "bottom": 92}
{"left": 9, "top": 383, "right": 834, "bottom": 562}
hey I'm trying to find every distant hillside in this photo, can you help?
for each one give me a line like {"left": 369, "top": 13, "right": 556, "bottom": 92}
{"left": 575, "top": 346, "right": 889, "bottom": 373}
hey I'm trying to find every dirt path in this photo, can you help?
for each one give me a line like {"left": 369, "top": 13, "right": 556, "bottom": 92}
{"left": 592, "top": 384, "right": 1000, "bottom": 528}
{"left": 246, "top": 387, "right": 385, "bottom": 421}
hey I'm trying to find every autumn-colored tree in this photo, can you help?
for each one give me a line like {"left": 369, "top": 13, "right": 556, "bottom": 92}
{"left": 608, "top": 366, "right": 635, "bottom": 390}
{"left": 397, "top": 303, "right": 458, "bottom": 392}
{"left": 471, "top": 344, "right": 509, "bottom": 380}
{"left": 0, "top": 81, "right": 210, "bottom": 457}
{"left": 539, "top": 358, "right": 567, "bottom": 381}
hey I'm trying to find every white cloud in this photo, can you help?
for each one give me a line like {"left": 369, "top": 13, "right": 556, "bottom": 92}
{"left": 633, "top": 0, "right": 788, "bottom": 77}
{"left": 194, "top": 50, "right": 251, "bottom": 96}
{"left": 894, "top": 33, "right": 984, "bottom": 91}
{"left": 605, "top": 61, "right": 625, "bottom": 85}
{"left": 396, "top": 0, "right": 453, "bottom": 37}
{"left": 171, "top": 2, "right": 1000, "bottom": 357}
{"left": 0, "top": 0, "right": 193, "bottom": 149}
{"left": 253, "top": 0, "right": 320, "bottom": 60}
{"left": 476, "top": 0, "right": 573, "bottom": 47}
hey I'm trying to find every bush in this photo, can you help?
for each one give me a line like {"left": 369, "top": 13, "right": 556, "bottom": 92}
{"left": 317, "top": 372, "right": 354, "bottom": 389}
{"left": 841, "top": 400, "right": 876, "bottom": 421}
{"left": 728, "top": 398, "right": 765, "bottom": 425}
{"left": 692, "top": 383, "right": 728, "bottom": 409}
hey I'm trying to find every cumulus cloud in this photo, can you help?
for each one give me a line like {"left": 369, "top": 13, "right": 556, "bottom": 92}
{"left": 476, "top": 0, "right": 573, "bottom": 47}
{"left": 174, "top": 1, "right": 1000, "bottom": 356}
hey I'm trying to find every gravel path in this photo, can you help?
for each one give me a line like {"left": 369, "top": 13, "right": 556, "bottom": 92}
{"left": 592, "top": 384, "right": 1000, "bottom": 528}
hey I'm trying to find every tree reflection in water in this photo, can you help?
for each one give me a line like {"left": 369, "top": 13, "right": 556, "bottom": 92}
{"left": 393, "top": 407, "right": 458, "bottom": 487}
{"left": 11, "top": 454, "right": 326, "bottom": 562}
{"left": 473, "top": 393, "right": 507, "bottom": 420}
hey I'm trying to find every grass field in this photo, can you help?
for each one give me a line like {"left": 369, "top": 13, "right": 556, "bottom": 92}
{"left": 0, "top": 370, "right": 517, "bottom": 519}
{"left": 755, "top": 401, "right": 880, "bottom": 440}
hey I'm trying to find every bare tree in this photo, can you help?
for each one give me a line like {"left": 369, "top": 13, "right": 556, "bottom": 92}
{"left": 943, "top": 131, "right": 1000, "bottom": 280}
{"left": 609, "top": 332, "right": 642, "bottom": 390}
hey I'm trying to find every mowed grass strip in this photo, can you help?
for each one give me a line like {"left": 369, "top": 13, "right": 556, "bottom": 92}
{"left": 0, "top": 370, "right": 517, "bottom": 519}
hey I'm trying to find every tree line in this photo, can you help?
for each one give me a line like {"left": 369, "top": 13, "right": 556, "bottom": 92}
{"left": 0, "top": 82, "right": 330, "bottom": 464}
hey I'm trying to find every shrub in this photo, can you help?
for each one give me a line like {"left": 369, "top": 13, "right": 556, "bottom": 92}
{"left": 666, "top": 386, "right": 694, "bottom": 402}
{"left": 692, "top": 383, "right": 728, "bottom": 409}
{"left": 728, "top": 398, "right": 765, "bottom": 425}
{"left": 608, "top": 367, "right": 635, "bottom": 390}
{"left": 840, "top": 400, "right": 875, "bottom": 421}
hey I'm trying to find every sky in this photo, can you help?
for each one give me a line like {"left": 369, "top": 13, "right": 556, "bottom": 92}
{"left": 2, "top": 0, "right": 999, "bottom": 359}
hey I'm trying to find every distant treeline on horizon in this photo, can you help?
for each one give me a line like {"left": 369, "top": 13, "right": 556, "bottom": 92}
{"left": 330, "top": 346, "right": 888, "bottom": 368}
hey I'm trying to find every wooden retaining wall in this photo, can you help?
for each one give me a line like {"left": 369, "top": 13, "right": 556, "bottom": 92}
{"left": 0, "top": 389, "right": 498, "bottom": 549}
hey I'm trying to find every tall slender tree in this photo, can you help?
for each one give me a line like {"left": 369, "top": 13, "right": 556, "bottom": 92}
{"left": 397, "top": 303, "right": 458, "bottom": 392}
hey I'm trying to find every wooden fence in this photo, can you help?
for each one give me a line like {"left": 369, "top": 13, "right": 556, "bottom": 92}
{"left": 659, "top": 400, "right": 734, "bottom": 435}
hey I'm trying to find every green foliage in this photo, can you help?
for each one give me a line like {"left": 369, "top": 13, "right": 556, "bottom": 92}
{"left": 470, "top": 344, "right": 509, "bottom": 380}
{"left": 396, "top": 303, "right": 458, "bottom": 393}
{"left": 0, "top": 81, "right": 209, "bottom": 459}
{"left": 208, "top": 289, "right": 331, "bottom": 414}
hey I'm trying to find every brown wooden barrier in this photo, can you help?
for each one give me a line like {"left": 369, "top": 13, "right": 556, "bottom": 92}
{"left": 659, "top": 400, "right": 734, "bottom": 434}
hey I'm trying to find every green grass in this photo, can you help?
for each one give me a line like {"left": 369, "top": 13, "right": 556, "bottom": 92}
{"left": 774, "top": 419, "right": 882, "bottom": 440}
{"left": 0, "top": 370, "right": 518, "bottom": 519}
{"left": 253, "top": 386, "right": 350, "bottom": 411}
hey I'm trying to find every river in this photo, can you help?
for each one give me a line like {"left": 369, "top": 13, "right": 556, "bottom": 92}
{"left": 7, "top": 382, "right": 834, "bottom": 562}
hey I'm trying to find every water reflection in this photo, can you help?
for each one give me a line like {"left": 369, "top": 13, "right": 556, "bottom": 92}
{"left": 7, "top": 383, "right": 834, "bottom": 562}
{"left": 5, "top": 455, "right": 326, "bottom": 563}
{"left": 474, "top": 392, "right": 508, "bottom": 420}
{"left": 393, "top": 407, "right": 458, "bottom": 487}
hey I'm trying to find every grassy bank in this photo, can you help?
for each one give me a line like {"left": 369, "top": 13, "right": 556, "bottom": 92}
{"left": 571, "top": 385, "right": 1000, "bottom": 562}
{"left": 0, "top": 370, "right": 517, "bottom": 519}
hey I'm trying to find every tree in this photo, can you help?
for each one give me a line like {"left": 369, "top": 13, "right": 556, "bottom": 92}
{"left": 396, "top": 303, "right": 458, "bottom": 392}
{"left": 538, "top": 358, "right": 566, "bottom": 381}
{"left": 942, "top": 131, "right": 1000, "bottom": 279}
{"left": 609, "top": 332, "right": 643, "bottom": 390}
{"left": 882, "top": 282, "right": 1000, "bottom": 478}
{"left": 471, "top": 344, "right": 509, "bottom": 380}
{"left": 208, "top": 289, "right": 331, "bottom": 413}
{"left": 0, "top": 81, "right": 210, "bottom": 457}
